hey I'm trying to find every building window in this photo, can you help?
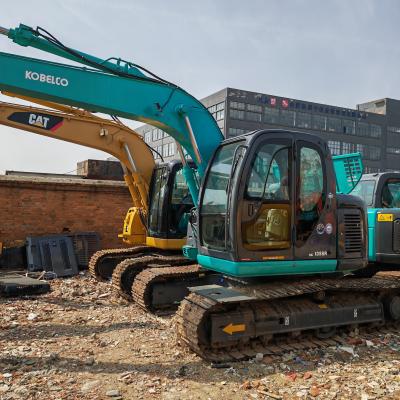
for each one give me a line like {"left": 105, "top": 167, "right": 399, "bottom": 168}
{"left": 208, "top": 105, "right": 216, "bottom": 113}
{"left": 328, "top": 140, "right": 341, "bottom": 155}
{"left": 342, "top": 142, "right": 356, "bottom": 154}
{"left": 163, "top": 144, "right": 169, "bottom": 158}
{"left": 312, "top": 115, "right": 326, "bottom": 131}
{"left": 327, "top": 117, "right": 342, "bottom": 132}
{"left": 153, "top": 144, "right": 163, "bottom": 160}
{"left": 161, "top": 142, "right": 176, "bottom": 157}
{"left": 228, "top": 127, "right": 246, "bottom": 136}
{"left": 216, "top": 102, "right": 225, "bottom": 111}
{"left": 230, "top": 101, "right": 245, "bottom": 110}
{"left": 280, "top": 110, "right": 295, "bottom": 127}
{"left": 144, "top": 132, "right": 151, "bottom": 143}
{"left": 342, "top": 120, "right": 355, "bottom": 135}
{"left": 246, "top": 111, "right": 262, "bottom": 122}
{"left": 388, "top": 126, "right": 400, "bottom": 134}
{"left": 370, "top": 124, "right": 382, "bottom": 138}
{"left": 366, "top": 146, "right": 381, "bottom": 160}
{"left": 357, "top": 122, "right": 369, "bottom": 137}
{"left": 387, "top": 147, "right": 400, "bottom": 154}
{"left": 247, "top": 104, "right": 262, "bottom": 113}
{"left": 296, "top": 112, "right": 311, "bottom": 129}
{"left": 151, "top": 128, "right": 164, "bottom": 141}
{"left": 216, "top": 110, "right": 225, "bottom": 121}
{"left": 230, "top": 109, "right": 245, "bottom": 120}
{"left": 264, "top": 107, "right": 280, "bottom": 124}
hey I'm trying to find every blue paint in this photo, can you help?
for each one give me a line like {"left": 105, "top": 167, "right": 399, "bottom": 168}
{"left": 197, "top": 255, "right": 338, "bottom": 277}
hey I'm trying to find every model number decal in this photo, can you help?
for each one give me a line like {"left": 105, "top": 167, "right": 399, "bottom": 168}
{"left": 309, "top": 250, "right": 328, "bottom": 257}
{"left": 25, "top": 70, "right": 69, "bottom": 87}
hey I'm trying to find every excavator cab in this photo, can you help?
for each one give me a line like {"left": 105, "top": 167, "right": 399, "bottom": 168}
{"left": 352, "top": 173, "right": 400, "bottom": 209}
{"left": 146, "top": 160, "right": 196, "bottom": 249}
{"left": 350, "top": 173, "right": 400, "bottom": 269}
{"left": 197, "top": 130, "right": 367, "bottom": 277}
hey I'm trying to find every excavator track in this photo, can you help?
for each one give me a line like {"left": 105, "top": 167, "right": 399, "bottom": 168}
{"left": 176, "top": 274, "right": 400, "bottom": 362}
{"left": 88, "top": 246, "right": 153, "bottom": 281}
{"left": 132, "top": 264, "right": 204, "bottom": 312}
{"left": 111, "top": 254, "right": 193, "bottom": 300}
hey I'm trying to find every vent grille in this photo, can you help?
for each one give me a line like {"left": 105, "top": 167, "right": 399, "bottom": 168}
{"left": 343, "top": 212, "right": 363, "bottom": 254}
{"left": 393, "top": 220, "right": 400, "bottom": 253}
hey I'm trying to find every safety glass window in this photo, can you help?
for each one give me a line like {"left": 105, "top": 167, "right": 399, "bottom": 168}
{"left": 296, "top": 146, "right": 325, "bottom": 243}
{"left": 246, "top": 143, "right": 290, "bottom": 201}
{"left": 382, "top": 179, "right": 400, "bottom": 208}
{"left": 351, "top": 180, "right": 375, "bottom": 207}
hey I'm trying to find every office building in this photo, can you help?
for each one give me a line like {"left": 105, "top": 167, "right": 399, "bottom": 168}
{"left": 137, "top": 88, "right": 400, "bottom": 172}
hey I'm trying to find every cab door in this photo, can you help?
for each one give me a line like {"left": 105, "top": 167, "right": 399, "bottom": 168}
{"left": 294, "top": 141, "right": 336, "bottom": 260}
{"left": 238, "top": 137, "right": 294, "bottom": 261}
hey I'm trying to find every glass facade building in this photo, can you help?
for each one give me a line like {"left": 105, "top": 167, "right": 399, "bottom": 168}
{"left": 136, "top": 88, "right": 400, "bottom": 172}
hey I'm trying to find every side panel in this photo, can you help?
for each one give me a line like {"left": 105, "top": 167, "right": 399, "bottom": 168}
{"left": 197, "top": 255, "right": 337, "bottom": 277}
{"left": 367, "top": 209, "right": 378, "bottom": 262}
{"left": 373, "top": 209, "right": 400, "bottom": 265}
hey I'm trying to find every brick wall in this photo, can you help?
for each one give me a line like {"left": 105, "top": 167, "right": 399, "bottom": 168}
{"left": 0, "top": 175, "right": 132, "bottom": 249}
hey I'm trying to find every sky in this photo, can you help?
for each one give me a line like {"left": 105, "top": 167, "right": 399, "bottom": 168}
{"left": 0, "top": 0, "right": 399, "bottom": 174}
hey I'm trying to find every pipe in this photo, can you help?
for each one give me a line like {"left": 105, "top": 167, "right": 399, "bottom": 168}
{"left": 184, "top": 115, "right": 202, "bottom": 165}
{"left": 123, "top": 143, "right": 138, "bottom": 173}
{"left": 0, "top": 26, "right": 9, "bottom": 36}
{"left": 122, "top": 143, "right": 149, "bottom": 210}
{"left": 175, "top": 141, "right": 187, "bottom": 167}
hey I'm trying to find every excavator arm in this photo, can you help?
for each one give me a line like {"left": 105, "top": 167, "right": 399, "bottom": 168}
{"left": 0, "top": 96, "right": 156, "bottom": 244}
{"left": 0, "top": 24, "right": 225, "bottom": 204}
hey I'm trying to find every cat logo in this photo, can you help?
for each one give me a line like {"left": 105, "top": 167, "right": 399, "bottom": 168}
{"left": 8, "top": 111, "right": 64, "bottom": 132}
{"left": 29, "top": 114, "right": 50, "bottom": 128}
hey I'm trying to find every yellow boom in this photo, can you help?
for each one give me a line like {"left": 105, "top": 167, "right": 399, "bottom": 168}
{"left": 0, "top": 94, "right": 156, "bottom": 245}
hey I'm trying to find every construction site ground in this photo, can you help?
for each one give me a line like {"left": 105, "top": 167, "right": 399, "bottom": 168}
{"left": 1, "top": 272, "right": 400, "bottom": 400}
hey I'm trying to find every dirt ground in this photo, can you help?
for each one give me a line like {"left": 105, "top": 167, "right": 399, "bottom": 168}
{"left": 1, "top": 273, "right": 400, "bottom": 400}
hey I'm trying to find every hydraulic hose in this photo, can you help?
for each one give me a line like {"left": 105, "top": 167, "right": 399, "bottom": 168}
{"left": 0, "top": 26, "right": 9, "bottom": 36}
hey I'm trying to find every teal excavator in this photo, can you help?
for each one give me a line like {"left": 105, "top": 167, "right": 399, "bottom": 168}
{"left": 1, "top": 24, "right": 400, "bottom": 361}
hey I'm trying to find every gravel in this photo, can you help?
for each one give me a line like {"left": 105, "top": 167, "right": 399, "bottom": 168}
{"left": 1, "top": 272, "right": 400, "bottom": 399}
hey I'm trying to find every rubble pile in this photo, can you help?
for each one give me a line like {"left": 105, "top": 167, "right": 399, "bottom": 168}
{"left": 1, "top": 273, "right": 400, "bottom": 399}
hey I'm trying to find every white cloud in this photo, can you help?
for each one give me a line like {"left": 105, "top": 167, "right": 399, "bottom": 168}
{"left": 0, "top": 0, "right": 399, "bottom": 172}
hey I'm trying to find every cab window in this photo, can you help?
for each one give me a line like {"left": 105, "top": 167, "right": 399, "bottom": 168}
{"left": 169, "top": 168, "right": 195, "bottom": 235}
{"left": 382, "top": 179, "right": 400, "bottom": 208}
{"left": 351, "top": 180, "right": 375, "bottom": 206}
{"left": 296, "top": 146, "right": 324, "bottom": 243}
{"left": 201, "top": 142, "right": 243, "bottom": 250}
{"left": 242, "top": 142, "right": 291, "bottom": 251}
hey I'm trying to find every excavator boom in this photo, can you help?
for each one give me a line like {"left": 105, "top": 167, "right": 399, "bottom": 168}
{"left": 0, "top": 99, "right": 154, "bottom": 210}
{"left": 0, "top": 24, "right": 225, "bottom": 203}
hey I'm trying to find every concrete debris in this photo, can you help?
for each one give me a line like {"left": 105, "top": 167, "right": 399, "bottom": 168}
{"left": 27, "top": 312, "right": 38, "bottom": 321}
{"left": 338, "top": 345, "right": 356, "bottom": 356}
{"left": 106, "top": 389, "right": 121, "bottom": 397}
{"left": 0, "top": 273, "right": 400, "bottom": 399}
{"left": 81, "top": 380, "right": 101, "bottom": 393}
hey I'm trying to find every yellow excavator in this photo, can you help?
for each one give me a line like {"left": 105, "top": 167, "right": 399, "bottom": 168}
{"left": 0, "top": 94, "right": 194, "bottom": 293}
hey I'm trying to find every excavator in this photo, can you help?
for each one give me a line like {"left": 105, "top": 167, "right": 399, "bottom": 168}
{"left": 2, "top": 23, "right": 400, "bottom": 362}
{"left": 350, "top": 172, "right": 400, "bottom": 276}
{"left": 0, "top": 96, "right": 195, "bottom": 291}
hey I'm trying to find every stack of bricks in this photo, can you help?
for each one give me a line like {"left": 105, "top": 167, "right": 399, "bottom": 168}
{"left": 0, "top": 175, "right": 132, "bottom": 249}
